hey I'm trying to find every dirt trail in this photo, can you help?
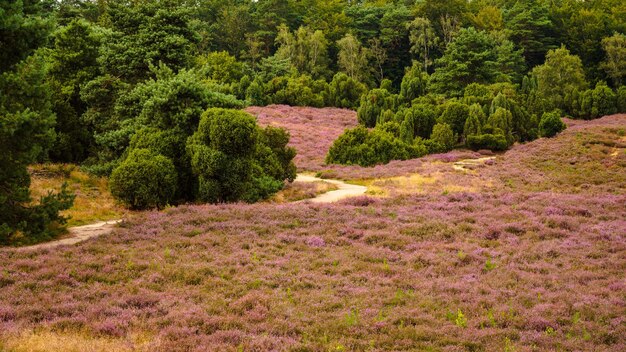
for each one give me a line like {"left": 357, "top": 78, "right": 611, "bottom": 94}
{"left": 452, "top": 156, "right": 496, "bottom": 171}
{"left": 18, "top": 174, "right": 366, "bottom": 250}
{"left": 294, "top": 174, "right": 367, "bottom": 203}
{"left": 18, "top": 220, "right": 121, "bottom": 251}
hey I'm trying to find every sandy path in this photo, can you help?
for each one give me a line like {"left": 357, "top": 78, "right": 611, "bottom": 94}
{"left": 294, "top": 174, "right": 367, "bottom": 203}
{"left": 18, "top": 174, "right": 366, "bottom": 250}
{"left": 18, "top": 220, "right": 121, "bottom": 251}
{"left": 452, "top": 156, "right": 496, "bottom": 171}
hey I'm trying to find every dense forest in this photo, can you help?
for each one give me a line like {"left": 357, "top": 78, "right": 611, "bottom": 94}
{"left": 1, "top": 0, "right": 625, "bottom": 243}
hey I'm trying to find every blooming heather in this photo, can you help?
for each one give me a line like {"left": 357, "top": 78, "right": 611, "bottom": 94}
{"left": 0, "top": 112, "right": 624, "bottom": 351}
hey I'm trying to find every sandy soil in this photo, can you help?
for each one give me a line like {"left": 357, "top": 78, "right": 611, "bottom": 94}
{"left": 19, "top": 174, "right": 366, "bottom": 250}
{"left": 19, "top": 220, "right": 122, "bottom": 251}
{"left": 452, "top": 156, "right": 496, "bottom": 171}
{"left": 294, "top": 174, "right": 367, "bottom": 203}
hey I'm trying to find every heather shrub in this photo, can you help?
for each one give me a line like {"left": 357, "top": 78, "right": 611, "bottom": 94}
{"left": 539, "top": 111, "right": 566, "bottom": 138}
{"left": 109, "top": 148, "right": 178, "bottom": 210}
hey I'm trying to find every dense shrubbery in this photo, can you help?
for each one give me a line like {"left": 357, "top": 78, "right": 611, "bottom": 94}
{"left": 539, "top": 111, "right": 567, "bottom": 138}
{"left": 109, "top": 149, "right": 178, "bottom": 210}
{"left": 109, "top": 108, "right": 296, "bottom": 209}
{"left": 326, "top": 124, "right": 426, "bottom": 167}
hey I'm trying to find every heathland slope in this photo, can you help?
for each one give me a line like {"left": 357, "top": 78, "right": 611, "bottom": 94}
{"left": 0, "top": 109, "right": 624, "bottom": 352}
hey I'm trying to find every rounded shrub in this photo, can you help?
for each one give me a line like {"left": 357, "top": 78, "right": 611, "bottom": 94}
{"left": 466, "top": 134, "right": 509, "bottom": 151}
{"left": 109, "top": 148, "right": 178, "bottom": 210}
{"left": 438, "top": 101, "right": 470, "bottom": 135}
{"left": 324, "top": 72, "right": 367, "bottom": 110}
{"left": 539, "top": 111, "right": 566, "bottom": 138}
{"left": 428, "top": 123, "right": 456, "bottom": 153}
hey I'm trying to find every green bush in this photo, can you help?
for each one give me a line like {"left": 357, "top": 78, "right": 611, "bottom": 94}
{"left": 578, "top": 82, "right": 617, "bottom": 119}
{"left": 463, "top": 104, "right": 485, "bottom": 138}
{"left": 268, "top": 75, "right": 326, "bottom": 107}
{"left": 326, "top": 125, "right": 423, "bottom": 167}
{"left": 618, "top": 86, "right": 626, "bottom": 113}
{"left": 438, "top": 101, "right": 470, "bottom": 135}
{"left": 324, "top": 73, "right": 367, "bottom": 110}
{"left": 129, "top": 127, "right": 194, "bottom": 199}
{"left": 539, "top": 111, "right": 566, "bottom": 138}
{"left": 466, "top": 134, "right": 509, "bottom": 151}
{"left": 427, "top": 123, "right": 457, "bottom": 153}
{"left": 400, "top": 61, "right": 428, "bottom": 103}
{"left": 487, "top": 107, "right": 514, "bottom": 144}
{"left": 186, "top": 108, "right": 295, "bottom": 203}
{"left": 109, "top": 149, "right": 178, "bottom": 210}
{"left": 357, "top": 88, "right": 398, "bottom": 127}
{"left": 399, "top": 104, "right": 437, "bottom": 142}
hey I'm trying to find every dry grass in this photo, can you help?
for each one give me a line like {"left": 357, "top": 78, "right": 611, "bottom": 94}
{"left": 29, "top": 164, "right": 128, "bottom": 226}
{"left": 0, "top": 330, "right": 153, "bottom": 352}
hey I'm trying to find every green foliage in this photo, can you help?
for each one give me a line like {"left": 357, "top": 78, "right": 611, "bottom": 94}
{"left": 326, "top": 125, "right": 425, "bottom": 167}
{"left": 197, "top": 51, "right": 247, "bottom": 86}
{"left": 1, "top": 54, "right": 74, "bottom": 244}
{"left": 601, "top": 33, "right": 626, "bottom": 87}
{"left": 128, "top": 127, "right": 193, "bottom": 200}
{"left": 463, "top": 83, "right": 494, "bottom": 107}
{"left": 466, "top": 134, "right": 509, "bottom": 151}
{"left": 463, "top": 104, "right": 484, "bottom": 138}
{"left": 428, "top": 123, "right": 456, "bottom": 153}
{"left": 503, "top": 0, "right": 557, "bottom": 67}
{"left": 0, "top": 0, "right": 55, "bottom": 72}
{"left": 47, "top": 19, "right": 102, "bottom": 162}
{"left": 357, "top": 88, "right": 398, "bottom": 128}
{"left": 488, "top": 107, "right": 514, "bottom": 144}
{"left": 618, "top": 86, "right": 626, "bottom": 113}
{"left": 399, "top": 104, "right": 437, "bottom": 142}
{"left": 324, "top": 73, "right": 367, "bottom": 110}
{"left": 99, "top": 2, "right": 200, "bottom": 82}
{"left": 109, "top": 149, "right": 178, "bottom": 210}
{"left": 532, "top": 46, "right": 588, "bottom": 113}
{"left": 438, "top": 101, "right": 470, "bottom": 136}
{"left": 275, "top": 25, "right": 330, "bottom": 79}
{"left": 187, "top": 108, "right": 294, "bottom": 203}
{"left": 578, "top": 82, "right": 618, "bottom": 120}
{"left": 539, "top": 111, "right": 566, "bottom": 138}
{"left": 400, "top": 61, "right": 429, "bottom": 103}
{"left": 337, "top": 34, "right": 369, "bottom": 83}
{"left": 269, "top": 75, "right": 327, "bottom": 108}
{"left": 430, "top": 28, "right": 524, "bottom": 96}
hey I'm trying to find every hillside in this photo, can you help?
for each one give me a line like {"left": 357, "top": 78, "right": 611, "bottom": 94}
{"left": 1, "top": 109, "right": 624, "bottom": 351}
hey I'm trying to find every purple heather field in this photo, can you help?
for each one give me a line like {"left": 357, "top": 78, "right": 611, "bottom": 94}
{"left": 0, "top": 108, "right": 625, "bottom": 351}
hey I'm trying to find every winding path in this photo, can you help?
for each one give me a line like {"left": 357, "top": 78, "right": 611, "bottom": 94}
{"left": 18, "top": 220, "right": 121, "bottom": 251}
{"left": 294, "top": 174, "right": 368, "bottom": 203}
{"left": 17, "top": 174, "right": 367, "bottom": 250}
